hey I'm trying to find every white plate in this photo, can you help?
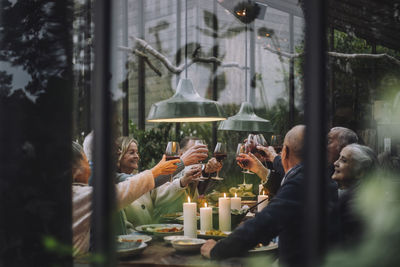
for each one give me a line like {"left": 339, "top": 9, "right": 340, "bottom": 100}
{"left": 163, "top": 235, "right": 187, "bottom": 244}
{"left": 249, "top": 242, "right": 278, "bottom": 253}
{"left": 135, "top": 224, "right": 183, "bottom": 236}
{"left": 171, "top": 238, "right": 206, "bottom": 252}
{"left": 118, "top": 233, "right": 152, "bottom": 243}
{"left": 117, "top": 242, "right": 147, "bottom": 257}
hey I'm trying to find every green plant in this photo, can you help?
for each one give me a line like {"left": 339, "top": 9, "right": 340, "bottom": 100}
{"left": 129, "top": 122, "right": 173, "bottom": 171}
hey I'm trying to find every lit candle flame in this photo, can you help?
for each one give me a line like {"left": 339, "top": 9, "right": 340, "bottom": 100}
{"left": 224, "top": 193, "right": 226, "bottom": 198}
{"left": 188, "top": 196, "right": 191, "bottom": 203}
{"left": 235, "top": 192, "right": 237, "bottom": 198}
{"left": 205, "top": 202, "right": 207, "bottom": 208}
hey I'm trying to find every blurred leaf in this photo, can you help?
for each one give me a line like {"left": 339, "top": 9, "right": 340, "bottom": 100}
{"left": 196, "top": 26, "right": 217, "bottom": 38}
{"left": 219, "top": 26, "right": 246, "bottom": 39}
{"left": 203, "top": 10, "right": 218, "bottom": 30}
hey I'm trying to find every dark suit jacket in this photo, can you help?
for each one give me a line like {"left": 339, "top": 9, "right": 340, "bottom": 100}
{"left": 210, "top": 164, "right": 306, "bottom": 266}
{"left": 328, "top": 184, "right": 363, "bottom": 247}
{"left": 265, "top": 156, "right": 285, "bottom": 198}
{"left": 266, "top": 157, "right": 338, "bottom": 202}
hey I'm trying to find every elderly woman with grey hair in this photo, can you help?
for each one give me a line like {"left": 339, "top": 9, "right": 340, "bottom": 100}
{"left": 332, "top": 143, "right": 377, "bottom": 192}
{"left": 330, "top": 143, "right": 377, "bottom": 247}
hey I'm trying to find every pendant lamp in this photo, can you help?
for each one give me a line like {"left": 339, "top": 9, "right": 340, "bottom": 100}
{"left": 147, "top": 0, "right": 226, "bottom": 123}
{"left": 218, "top": 12, "right": 272, "bottom": 133}
{"left": 218, "top": 101, "right": 272, "bottom": 132}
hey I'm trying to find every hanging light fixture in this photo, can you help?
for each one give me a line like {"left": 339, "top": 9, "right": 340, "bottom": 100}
{"left": 218, "top": 10, "right": 272, "bottom": 133}
{"left": 147, "top": 0, "right": 226, "bottom": 123}
{"left": 218, "top": 101, "right": 273, "bottom": 132}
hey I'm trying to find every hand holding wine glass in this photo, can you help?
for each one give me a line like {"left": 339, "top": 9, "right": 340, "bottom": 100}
{"left": 236, "top": 143, "right": 253, "bottom": 174}
{"left": 165, "top": 141, "right": 180, "bottom": 181}
{"left": 193, "top": 140, "right": 209, "bottom": 181}
{"left": 212, "top": 142, "right": 226, "bottom": 180}
{"left": 151, "top": 155, "right": 180, "bottom": 177}
{"left": 243, "top": 136, "right": 256, "bottom": 174}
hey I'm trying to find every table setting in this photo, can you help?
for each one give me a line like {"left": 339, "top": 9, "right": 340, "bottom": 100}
{"left": 116, "top": 187, "right": 276, "bottom": 264}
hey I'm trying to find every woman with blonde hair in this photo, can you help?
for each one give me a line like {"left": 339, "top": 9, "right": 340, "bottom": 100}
{"left": 115, "top": 136, "right": 205, "bottom": 228}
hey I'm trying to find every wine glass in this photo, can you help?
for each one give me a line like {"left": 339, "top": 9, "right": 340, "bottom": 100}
{"left": 193, "top": 139, "right": 209, "bottom": 181}
{"left": 165, "top": 141, "right": 180, "bottom": 181}
{"left": 211, "top": 142, "right": 227, "bottom": 181}
{"left": 236, "top": 142, "right": 253, "bottom": 175}
{"left": 243, "top": 135, "right": 256, "bottom": 174}
{"left": 270, "top": 135, "right": 283, "bottom": 153}
{"left": 254, "top": 134, "right": 268, "bottom": 159}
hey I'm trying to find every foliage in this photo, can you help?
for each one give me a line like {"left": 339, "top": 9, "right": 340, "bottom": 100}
{"left": 332, "top": 30, "right": 400, "bottom": 130}
{"left": 323, "top": 174, "right": 400, "bottom": 267}
{"left": 129, "top": 121, "right": 173, "bottom": 172}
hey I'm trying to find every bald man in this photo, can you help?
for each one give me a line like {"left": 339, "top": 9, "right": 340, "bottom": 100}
{"left": 201, "top": 125, "right": 322, "bottom": 266}
{"left": 249, "top": 126, "right": 358, "bottom": 198}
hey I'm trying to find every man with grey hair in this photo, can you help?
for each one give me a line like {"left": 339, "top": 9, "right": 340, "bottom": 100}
{"left": 327, "top": 127, "right": 359, "bottom": 166}
{"left": 201, "top": 125, "right": 325, "bottom": 266}
{"left": 242, "top": 126, "right": 358, "bottom": 198}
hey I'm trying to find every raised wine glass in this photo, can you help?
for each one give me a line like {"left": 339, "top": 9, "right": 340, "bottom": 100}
{"left": 270, "top": 135, "right": 283, "bottom": 154}
{"left": 212, "top": 142, "right": 227, "bottom": 180}
{"left": 165, "top": 141, "right": 180, "bottom": 181}
{"left": 236, "top": 143, "right": 248, "bottom": 185}
{"left": 193, "top": 139, "right": 209, "bottom": 181}
{"left": 243, "top": 135, "right": 256, "bottom": 174}
{"left": 254, "top": 134, "right": 268, "bottom": 159}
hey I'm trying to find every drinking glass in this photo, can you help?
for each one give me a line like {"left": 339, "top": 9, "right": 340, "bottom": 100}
{"left": 236, "top": 142, "right": 253, "bottom": 175}
{"left": 165, "top": 141, "right": 180, "bottom": 181}
{"left": 193, "top": 139, "right": 209, "bottom": 181}
{"left": 270, "top": 135, "right": 283, "bottom": 153}
{"left": 254, "top": 134, "right": 268, "bottom": 159}
{"left": 212, "top": 142, "right": 227, "bottom": 180}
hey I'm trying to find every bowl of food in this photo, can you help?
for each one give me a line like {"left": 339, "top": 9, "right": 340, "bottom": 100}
{"left": 171, "top": 238, "right": 206, "bottom": 252}
{"left": 164, "top": 235, "right": 188, "bottom": 244}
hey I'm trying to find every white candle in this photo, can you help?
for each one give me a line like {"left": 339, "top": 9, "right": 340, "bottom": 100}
{"left": 219, "top": 193, "right": 231, "bottom": 232}
{"left": 257, "top": 191, "right": 269, "bottom": 212}
{"left": 183, "top": 196, "right": 197, "bottom": 238}
{"left": 231, "top": 193, "right": 241, "bottom": 211}
{"left": 200, "top": 202, "right": 212, "bottom": 231}
{"left": 259, "top": 184, "right": 264, "bottom": 194}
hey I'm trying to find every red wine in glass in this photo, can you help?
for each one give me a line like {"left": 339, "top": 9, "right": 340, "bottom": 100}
{"left": 214, "top": 153, "right": 227, "bottom": 162}
{"left": 194, "top": 139, "right": 209, "bottom": 181}
{"left": 166, "top": 155, "right": 180, "bottom": 161}
{"left": 238, "top": 158, "right": 249, "bottom": 167}
{"left": 255, "top": 134, "right": 268, "bottom": 157}
{"left": 271, "top": 135, "right": 283, "bottom": 154}
{"left": 236, "top": 142, "right": 253, "bottom": 175}
{"left": 212, "top": 142, "right": 226, "bottom": 180}
{"left": 165, "top": 141, "right": 180, "bottom": 181}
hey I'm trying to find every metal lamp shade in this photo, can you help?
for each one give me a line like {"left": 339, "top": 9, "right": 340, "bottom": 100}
{"left": 218, "top": 102, "right": 273, "bottom": 132}
{"left": 147, "top": 78, "right": 226, "bottom": 123}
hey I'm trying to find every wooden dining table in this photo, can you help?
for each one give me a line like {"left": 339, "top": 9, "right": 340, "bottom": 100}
{"left": 117, "top": 239, "right": 277, "bottom": 267}
{"left": 74, "top": 238, "right": 277, "bottom": 267}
